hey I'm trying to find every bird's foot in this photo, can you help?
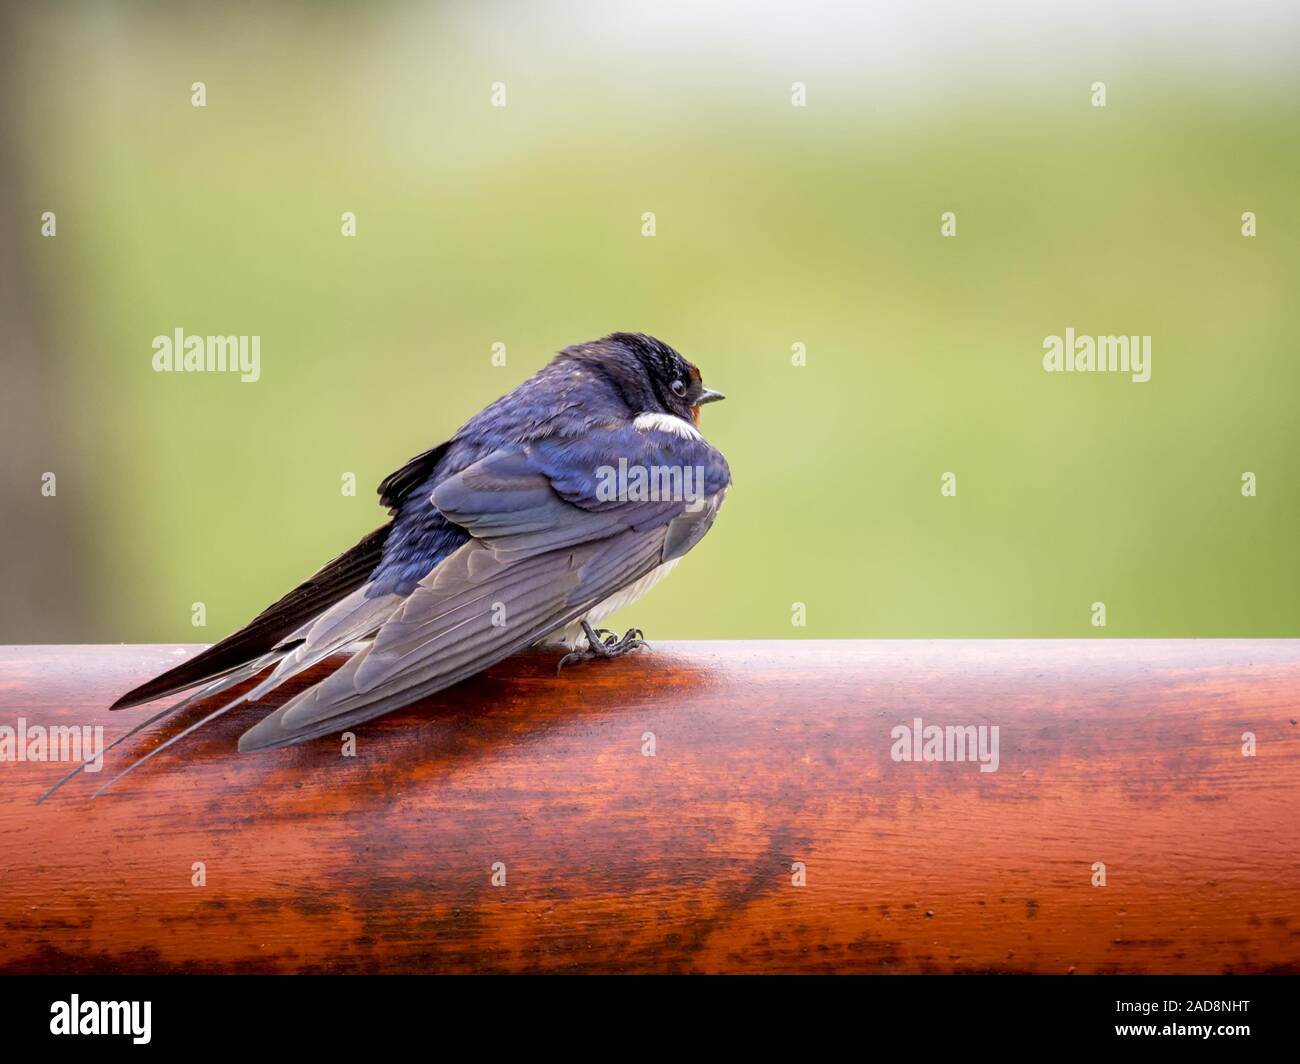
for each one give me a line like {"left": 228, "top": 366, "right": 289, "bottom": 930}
{"left": 557, "top": 621, "right": 649, "bottom": 673}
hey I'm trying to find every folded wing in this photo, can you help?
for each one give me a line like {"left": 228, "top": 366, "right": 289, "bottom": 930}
{"left": 238, "top": 425, "right": 729, "bottom": 750}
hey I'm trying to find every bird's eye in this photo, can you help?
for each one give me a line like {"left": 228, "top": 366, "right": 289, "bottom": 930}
{"left": 671, "top": 379, "right": 687, "bottom": 397}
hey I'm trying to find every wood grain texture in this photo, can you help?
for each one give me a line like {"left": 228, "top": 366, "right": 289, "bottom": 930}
{"left": 0, "top": 640, "right": 1297, "bottom": 974}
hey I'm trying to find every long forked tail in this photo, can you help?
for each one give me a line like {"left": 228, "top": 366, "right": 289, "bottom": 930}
{"left": 34, "top": 524, "right": 394, "bottom": 802}
{"left": 37, "top": 652, "right": 283, "bottom": 802}
{"left": 53, "top": 581, "right": 406, "bottom": 801}
{"left": 109, "top": 525, "right": 391, "bottom": 711}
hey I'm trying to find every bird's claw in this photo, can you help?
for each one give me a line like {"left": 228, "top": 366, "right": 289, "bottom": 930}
{"left": 557, "top": 622, "right": 649, "bottom": 673}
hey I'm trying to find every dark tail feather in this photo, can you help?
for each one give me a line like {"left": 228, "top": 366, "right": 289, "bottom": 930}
{"left": 110, "top": 524, "right": 391, "bottom": 710}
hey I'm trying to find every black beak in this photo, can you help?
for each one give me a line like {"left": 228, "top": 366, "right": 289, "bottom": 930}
{"left": 695, "top": 387, "right": 726, "bottom": 405}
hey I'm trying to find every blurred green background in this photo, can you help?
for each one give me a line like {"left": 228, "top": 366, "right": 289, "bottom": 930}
{"left": 2, "top": 1, "right": 1298, "bottom": 643}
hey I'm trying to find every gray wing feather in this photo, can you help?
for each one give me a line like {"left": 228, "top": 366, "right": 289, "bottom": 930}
{"left": 241, "top": 587, "right": 402, "bottom": 702}
{"left": 238, "top": 444, "right": 725, "bottom": 752}
{"left": 238, "top": 527, "right": 667, "bottom": 750}
{"left": 432, "top": 452, "right": 646, "bottom": 559}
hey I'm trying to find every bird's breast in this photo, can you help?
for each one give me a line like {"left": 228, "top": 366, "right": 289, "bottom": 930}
{"left": 541, "top": 559, "right": 682, "bottom": 649}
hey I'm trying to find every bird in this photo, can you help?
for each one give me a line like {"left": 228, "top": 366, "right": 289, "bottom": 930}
{"left": 41, "top": 332, "right": 729, "bottom": 800}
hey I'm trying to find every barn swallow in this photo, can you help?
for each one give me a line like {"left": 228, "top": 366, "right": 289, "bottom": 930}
{"left": 42, "top": 333, "right": 729, "bottom": 799}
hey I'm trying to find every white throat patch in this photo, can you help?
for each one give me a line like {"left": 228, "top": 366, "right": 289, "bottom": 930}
{"left": 633, "top": 411, "right": 701, "bottom": 440}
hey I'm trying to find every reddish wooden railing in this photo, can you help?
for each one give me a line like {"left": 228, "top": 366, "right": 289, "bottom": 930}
{"left": 1, "top": 640, "right": 1297, "bottom": 974}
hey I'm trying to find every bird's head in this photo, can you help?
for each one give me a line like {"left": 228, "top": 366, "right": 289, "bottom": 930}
{"left": 574, "top": 332, "right": 725, "bottom": 426}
